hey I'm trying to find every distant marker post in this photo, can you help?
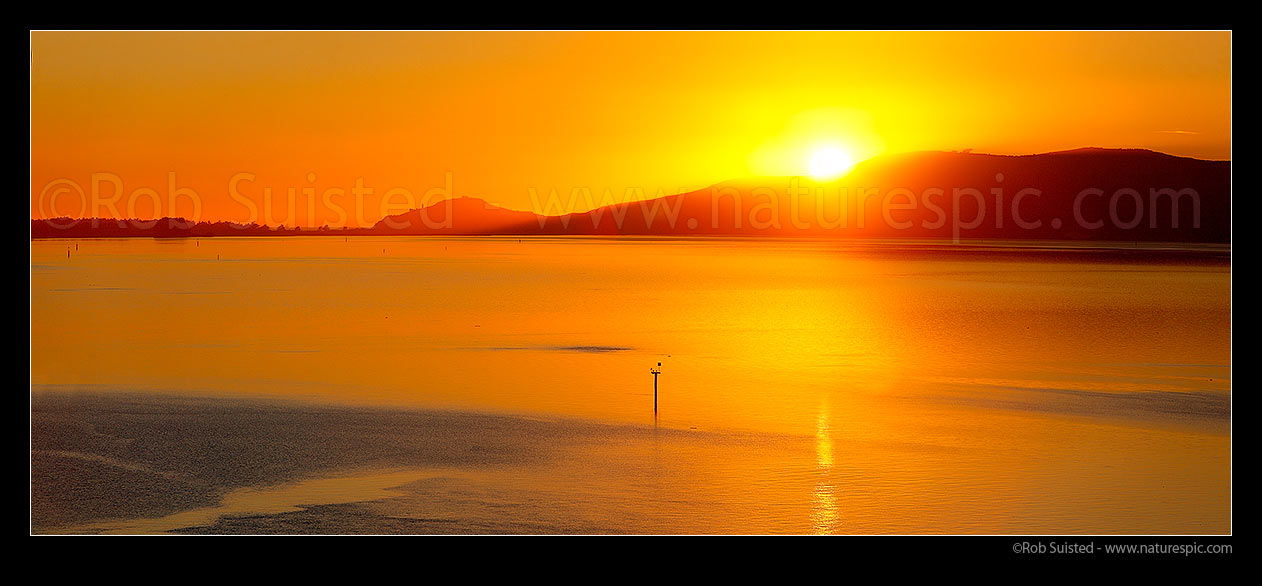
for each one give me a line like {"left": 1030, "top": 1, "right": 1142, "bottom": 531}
{"left": 650, "top": 362, "right": 661, "bottom": 412}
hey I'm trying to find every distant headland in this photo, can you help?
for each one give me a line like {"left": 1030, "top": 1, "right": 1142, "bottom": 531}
{"left": 32, "top": 149, "right": 1231, "bottom": 243}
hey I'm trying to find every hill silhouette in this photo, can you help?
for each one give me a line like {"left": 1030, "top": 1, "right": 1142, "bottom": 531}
{"left": 368, "top": 148, "right": 1229, "bottom": 242}
{"left": 33, "top": 149, "right": 1230, "bottom": 242}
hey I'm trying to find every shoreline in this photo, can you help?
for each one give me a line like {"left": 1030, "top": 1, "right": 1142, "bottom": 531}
{"left": 31, "top": 388, "right": 1231, "bottom": 535}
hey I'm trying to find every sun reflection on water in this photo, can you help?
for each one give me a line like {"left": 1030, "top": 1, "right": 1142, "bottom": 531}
{"left": 812, "top": 404, "right": 841, "bottom": 534}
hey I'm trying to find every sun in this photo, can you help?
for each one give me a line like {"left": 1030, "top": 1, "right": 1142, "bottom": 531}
{"left": 747, "top": 108, "right": 884, "bottom": 178}
{"left": 807, "top": 147, "right": 855, "bottom": 180}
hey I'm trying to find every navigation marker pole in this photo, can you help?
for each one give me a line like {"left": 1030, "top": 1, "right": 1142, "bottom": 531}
{"left": 650, "top": 362, "right": 661, "bottom": 413}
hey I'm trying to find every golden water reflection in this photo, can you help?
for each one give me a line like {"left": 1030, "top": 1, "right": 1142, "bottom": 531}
{"left": 812, "top": 404, "right": 840, "bottom": 534}
{"left": 30, "top": 237, "right": 1232, "bottom": 533}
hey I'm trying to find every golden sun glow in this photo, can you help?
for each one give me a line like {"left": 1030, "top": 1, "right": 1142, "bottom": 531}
{"left": 807, "top": 147, "right": 854, "bottom": 180}
{"left": 747, "top": 108, "right": 885, "bottom": 180}
{"left": 31, "top": 32, "right": 1231, "bottom": 221}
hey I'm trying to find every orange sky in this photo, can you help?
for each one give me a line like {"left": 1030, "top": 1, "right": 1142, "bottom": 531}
{"left": 30, "top": 31, "right": 1231, "bottom": 227}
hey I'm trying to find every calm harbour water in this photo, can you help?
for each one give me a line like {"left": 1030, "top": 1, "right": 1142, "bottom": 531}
{"left": 30, "top": 237, "right": 1232, "bottom": 534}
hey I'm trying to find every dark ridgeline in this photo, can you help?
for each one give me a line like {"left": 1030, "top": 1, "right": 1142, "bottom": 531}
{"left": 32, "top": 149, "right": 1231, "bottom": 243}
{"left": 31, "top": 218, "right": 280, "bottom": 239}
